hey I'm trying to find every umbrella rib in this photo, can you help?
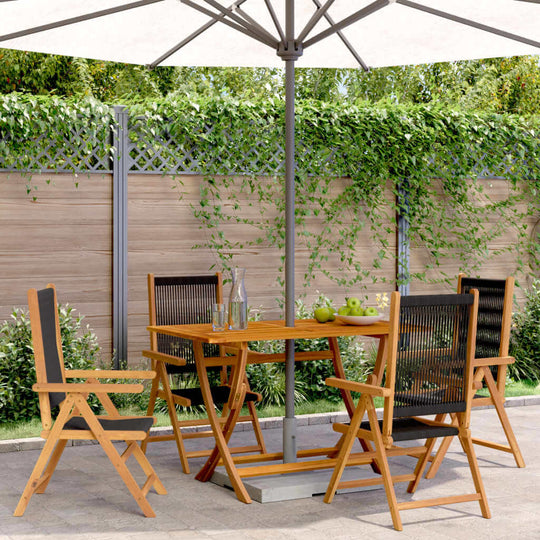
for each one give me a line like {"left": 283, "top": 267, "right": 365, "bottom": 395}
{"left": 297, "top": 0, "right": 336, "bottom": 43}
{"left": 234, "top": 6, "right": 280, "bottom": 45}
{"left": 310, "top": 0, "right": 369, "bottom": 72}
{"left": 0, "top": 0, "right": 164, "bottom": 42}
{"left": 181, "top": 0, "right": 277, "bottom": 48}
{"left": 304, "top": 0, "right": 391, "bottom": 49}
{"left": 149, "top": 0, "right": 249, "bottom": 67}
{"left": 199, "top": 0, "right": 278, "bottom": 46}
{"left": 264, "top": 0, "right": 286, "bottom": 43}
{"left": 398, "top": 0, "right": 540, "bottom": 50}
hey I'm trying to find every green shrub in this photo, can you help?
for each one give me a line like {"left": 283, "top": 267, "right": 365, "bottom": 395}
{"left": 0, "top": 305, "right": 101, "bottom": 423}
{"left": 510, "top": 280, "right": 540, "bottom": 382}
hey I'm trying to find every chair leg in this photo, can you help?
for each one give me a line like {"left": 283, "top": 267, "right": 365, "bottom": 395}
{"left": 77, "top": 397, "right": 157, "bottom": 517}
{"left": 407, "top": 441, "right": 433, "bottom": 494}
{"left": 151, "top": 362, "right": 190, "bottom": 474}
{"left": 14, "top": 396, "right": 76, "bottom": 516}
{"left": 457, "top": 426, "right": 491, "bottom": 519}
{"left": 481, "top": 369, "right": 525, "bottom": 468}
{"left": 425, "top": 413, "right": 455, "bottom": 479}
{"left": 35, "top": 439, "right": 68, "bottom": 493}
{"left": 14, "top": 436, "right": 64, "bottom": 516}
{"left": 101, "top": 439, "right": 158, "bottom": 517}
{"left": 366, "top": 403, "right": 403, "bottom": 531}
{"left": 247, "top": 400, "right": 267, "bottom": 454}
{"left": 141, "top": 365, "right": 160, "bottom": 456}
{"left": 324, "top": 395, "right": 369, "bottom": 504}
{"left": 75, "top": 397, "right": 160, "bottom": 518}
{"left": 125, "top": 442, "right": 167, "bottom": 495}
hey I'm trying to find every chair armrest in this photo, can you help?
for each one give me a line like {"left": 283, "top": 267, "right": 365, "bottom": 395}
{"left": 65, "top": 369, "right": 156, "bottom": 379}
{"left": 33, "top": 382, "right": 144, "bottom": 394}
{"left": 142, "top": 350, "right": 187, "bottom": 367}
{"left": 472, "top": 356, "right": 515, "bottom": 367}
{"left": 325, "top": 377, "right": 391, "bottom": 398}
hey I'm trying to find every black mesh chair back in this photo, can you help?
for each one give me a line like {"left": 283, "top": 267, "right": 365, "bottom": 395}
{"left": 35, "top": 287, "right": 66, "bottom": 410}
{"left": 152, "top": 275, "right": 220, "bottom": 374}
{"left": 459, "top": 277, "right": 507, "bottom": 359}
{"left": 392, "top": 293, "right": 475, "bottom": 419}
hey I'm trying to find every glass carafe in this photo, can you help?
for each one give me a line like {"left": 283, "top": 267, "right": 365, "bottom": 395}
{"left": 228, "top": 267, "right": 248, "bottom": 330}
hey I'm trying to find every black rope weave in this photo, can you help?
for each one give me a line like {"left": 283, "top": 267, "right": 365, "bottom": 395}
{"left": 460, "top": 277, "right": 506, "bottom": 360}
{"left": 393, "top": 294, "right": 473, "bottom": 418}
{"left": 153, "top": 275, "right": 220, "bottom": 374}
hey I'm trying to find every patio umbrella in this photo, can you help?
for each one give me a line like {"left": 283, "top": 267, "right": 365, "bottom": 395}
{"left": 1, "top": 0, "right": 540, "bottom": 461}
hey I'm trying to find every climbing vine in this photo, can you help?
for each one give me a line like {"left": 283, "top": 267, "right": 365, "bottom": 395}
{"left": 1, "top": 94, "right": 539, "bottom": 289}
{"left": 0, "top": 93, "right": 113, "bottom": 198}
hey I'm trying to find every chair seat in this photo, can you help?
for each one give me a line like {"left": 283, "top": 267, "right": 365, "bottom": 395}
{"left": 64, "top": 415, "right": 154, "bottom": 433}
{"left": 359, "top": 417, "right": 459, "bottom": 442}
{"left": 171, "top": 385, "right": 259, "bottom": 406}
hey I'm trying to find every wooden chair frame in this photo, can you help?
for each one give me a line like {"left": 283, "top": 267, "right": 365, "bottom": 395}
{"left": 14, "top": 285, "right": 166, "bottom": 518}
{"left": 425, "top": 274, "right": 525, "bottom": 478}
{"left": 324, "top": 291, "right": 491, "bottom": 531}
{"left": 141, "top": 273, "right": 266, "bottom": 474}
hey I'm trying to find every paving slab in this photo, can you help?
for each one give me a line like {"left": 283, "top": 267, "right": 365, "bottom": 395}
{"left": 0, "top": 403, "right": 537, "bottom": 539}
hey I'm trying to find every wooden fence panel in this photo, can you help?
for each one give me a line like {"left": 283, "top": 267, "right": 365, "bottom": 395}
{"left": 127, "top": 174, "right": 397, "bottom": 363}
{"left": 1, "top": 172, "right": 536, "bottom": 366}
{"left": 0, "top": 172, "right": 113, "bottom": 361}
{"left": 409, "top": 178, "right": 537, "bottom": 301}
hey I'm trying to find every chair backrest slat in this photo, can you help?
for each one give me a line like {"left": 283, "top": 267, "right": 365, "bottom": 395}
{"left": 149, "top": 274, "right": 222, "bottom": 372}
{"left": 387, "top": 293, "right": 477, "bottom": 425}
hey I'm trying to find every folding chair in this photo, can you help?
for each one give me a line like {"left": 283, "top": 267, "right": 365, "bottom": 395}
{"left": 14, "top": 285, "right": 166, "bottom": 518}
{"left": 425, "top": 275, "right": 525, "bottom": 478}
{"left": 324, "top": 291, "right": 491, "bottom": 531}
{"left": 141, "top": 273, "right": 266, "bottom": 474}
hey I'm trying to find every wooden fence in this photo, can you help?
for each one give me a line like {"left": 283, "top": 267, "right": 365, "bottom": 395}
{"left": 0, "top": 171, "right": 537, "bottom": 365}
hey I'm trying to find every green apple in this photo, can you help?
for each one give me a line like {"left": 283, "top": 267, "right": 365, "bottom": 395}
{"left": 346, "top": 296, "right": 361, "bottom": 309}
{"left": 314, "top": 307, "right": 331, "bottom": 323}
{"left": 364, "top": 306, "right": 379, "bottom": 317}
{"left": 327, "top": 309, "right": 336, "bottom": 322}
{"left": 350, "top": 306, "right": 364, "bottom": 316}
{"left": 337, "top": 305, "right": 351, "bottom": 316}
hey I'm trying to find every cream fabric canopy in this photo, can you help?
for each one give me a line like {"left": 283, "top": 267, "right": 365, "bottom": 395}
{"left": 0, "top": 1, "right": 539, "bottom": 69}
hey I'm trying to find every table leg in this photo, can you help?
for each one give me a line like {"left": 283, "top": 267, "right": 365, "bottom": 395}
{"left": 194, "top": 341, "right": 252, "bottom": 503}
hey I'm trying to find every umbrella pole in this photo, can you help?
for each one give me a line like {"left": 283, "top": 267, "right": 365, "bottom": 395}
{"left": 283, "top": 0, "right": 297, "bottom": 464}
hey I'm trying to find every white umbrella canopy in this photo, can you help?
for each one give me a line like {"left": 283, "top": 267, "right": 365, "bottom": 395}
{"left": 2, "top": 0, "right": 540, "bottom": 461}
{"left": 0, "top": 1, "right": 539, "bottom": 68}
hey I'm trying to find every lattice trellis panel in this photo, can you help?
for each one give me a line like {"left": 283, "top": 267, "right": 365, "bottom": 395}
{"left": 1, "top": 109, "right": 538, "bottom": 178}
{"left": 0, "top": 121, "right": 111, "bottom": 173}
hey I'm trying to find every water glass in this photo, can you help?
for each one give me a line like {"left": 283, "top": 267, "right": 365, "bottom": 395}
{"left": 212, "top": 303, "right": 227, "bottom": 331}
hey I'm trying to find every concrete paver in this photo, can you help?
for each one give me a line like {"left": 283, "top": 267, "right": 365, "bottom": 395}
{"left": 0, "top": 404, "right": 538, "bottom": 539}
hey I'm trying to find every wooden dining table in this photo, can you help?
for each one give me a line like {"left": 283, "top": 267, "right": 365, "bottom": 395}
{"left": 147, "top": 318, "right": 390, "bottom": 503}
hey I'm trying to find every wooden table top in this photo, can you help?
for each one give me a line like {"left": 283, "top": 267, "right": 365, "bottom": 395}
{"left": 147, "top": 318, "right": 390, "bottom": 344}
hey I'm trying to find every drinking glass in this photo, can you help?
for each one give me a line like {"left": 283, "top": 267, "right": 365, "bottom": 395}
{"left": 212, "top": 303, "right": 227, "bottom": 331}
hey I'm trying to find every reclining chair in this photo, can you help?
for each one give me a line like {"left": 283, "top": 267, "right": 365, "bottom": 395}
{"left": 141, "top": 273, "right": 266, "bottom": 474}
{"left": 324, "top": 291, "right": 491, "bottom": 531}
{"left": 14, "top": 285, "right": 166, "bottom": 518}
{"left": 425, "top": 275, "right": 525, "bottom": 478}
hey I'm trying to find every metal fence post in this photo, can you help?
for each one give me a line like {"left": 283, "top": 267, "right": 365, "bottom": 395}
{"left": 397, "top": 182, "right": 410, "bottom": 296}
{"left": 112, "top": 106, "right": 129, "bottom": 368}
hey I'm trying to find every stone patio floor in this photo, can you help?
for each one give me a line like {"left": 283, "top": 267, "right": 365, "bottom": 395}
{"left": 0, "top": 399, "right": 538, "bottom": 539}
